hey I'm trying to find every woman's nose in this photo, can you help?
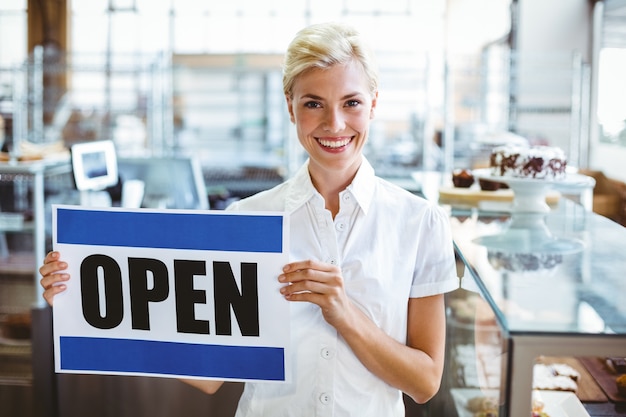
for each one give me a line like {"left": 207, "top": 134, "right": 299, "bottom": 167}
{"left": 323, "top": 108, "right": 345, "bottom": 132}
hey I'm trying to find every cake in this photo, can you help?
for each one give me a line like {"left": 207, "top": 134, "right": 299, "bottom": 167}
{"left": 489, "top": 145, "right": 567, "bottom": 180}
{"left": 452, "top": 169, "right": 475, "bottom": 188}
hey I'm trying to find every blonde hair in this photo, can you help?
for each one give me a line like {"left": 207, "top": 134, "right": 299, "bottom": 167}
{"left": 282, "top": 22, "right": 379, "bottom": 98}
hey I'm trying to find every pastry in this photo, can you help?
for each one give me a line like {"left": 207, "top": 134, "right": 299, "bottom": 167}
{"left": 452, "top": 169, "right": 475, "bottom": 188}
{"left": 532, "top": 363, "right": 578, "bottom": 392}
{"left": 616, "top": 374, "right": 626, "bottom": 396}
{"left": 606, "top": 357, "right": 626, "bottom": 374}
{"left": 479, "top": 178, "right": 505, "bottom": 191}
{"left": 466, "top": 393, "right": 550, "bottom": 417}
{"left": 467, "top": 395, "right": 498, "bottom": 414}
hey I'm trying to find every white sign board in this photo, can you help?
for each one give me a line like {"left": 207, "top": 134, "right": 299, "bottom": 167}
{"left": 52, "top": 205, "right": 290, "bottom": 383}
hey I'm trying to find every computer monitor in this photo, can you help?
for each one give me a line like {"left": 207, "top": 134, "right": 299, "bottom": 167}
{"left": 71, "top": 140, "right": 119, "bottom": 192}
{"left": 117, "top": 156, "right": 208, "bottom": 210}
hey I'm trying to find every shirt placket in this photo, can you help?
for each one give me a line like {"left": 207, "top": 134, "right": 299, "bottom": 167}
{"left": 311, "top": 199, "right": 340, "bottom": 415}
{"left": 312, "top": 192, "right": 356, "bottom": 416}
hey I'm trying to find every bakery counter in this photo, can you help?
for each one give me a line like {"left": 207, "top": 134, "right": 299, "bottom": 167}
{"left": 438, "top": 198, "right": 626, "bottom": 417}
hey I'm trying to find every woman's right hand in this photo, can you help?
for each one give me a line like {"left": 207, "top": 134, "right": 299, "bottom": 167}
{"left": 39, "top": 251, "right": 70, "bottom": 306}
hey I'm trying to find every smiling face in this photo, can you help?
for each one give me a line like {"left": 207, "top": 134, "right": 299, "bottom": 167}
{"left": 286, "top": 59, "right": 378, "bottom": 181}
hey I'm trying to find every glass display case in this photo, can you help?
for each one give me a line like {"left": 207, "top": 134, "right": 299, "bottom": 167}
{"left": 433, "top": 187, "right": 626, "bottom": 417}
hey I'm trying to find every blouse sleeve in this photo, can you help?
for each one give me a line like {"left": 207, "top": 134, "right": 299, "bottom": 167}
{"left": 409, "top": 204, "right": 459, "bottom": 298}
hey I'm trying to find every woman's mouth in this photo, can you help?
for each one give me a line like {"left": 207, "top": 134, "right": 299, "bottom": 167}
{"left": 316, "top": 137, "right": 353, "bottom": 149}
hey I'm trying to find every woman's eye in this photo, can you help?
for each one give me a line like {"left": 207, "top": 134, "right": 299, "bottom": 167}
{"left": 304, "top": 101, "right": 321, "bottom": 109}
{"left": 346, "top": 99, "right": 360, "bottom": 107}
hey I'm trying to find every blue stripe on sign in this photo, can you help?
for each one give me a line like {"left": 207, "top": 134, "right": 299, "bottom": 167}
{"left": 56, "top": 208, "right": 283, "bottom": 253}
{"left": 60, "top": 336, "right": 285, "bottom": 381}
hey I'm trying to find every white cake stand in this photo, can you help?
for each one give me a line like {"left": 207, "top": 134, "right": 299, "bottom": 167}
{"left": 472, "top": 168, "right": 594, "bottom": 213}
{"left": 471, "top": 170, "right": 590, "bottom": 255}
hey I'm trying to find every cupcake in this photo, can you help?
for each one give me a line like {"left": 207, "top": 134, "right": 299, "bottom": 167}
{"left": 452, "top": 169, "right": 475, "bottom": 188}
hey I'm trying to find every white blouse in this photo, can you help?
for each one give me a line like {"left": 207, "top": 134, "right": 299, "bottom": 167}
{"left": 227, "top": 157, "right": 458, "bottom": 417}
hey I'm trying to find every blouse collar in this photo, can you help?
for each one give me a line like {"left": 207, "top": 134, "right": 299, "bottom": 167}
{"left": 284, "top": 157, "right": 376, "bottom": 215}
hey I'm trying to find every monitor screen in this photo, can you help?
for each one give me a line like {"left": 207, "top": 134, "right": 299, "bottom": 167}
{"left": 71, "top": 140, "right": 119, "bottom": 191}
{"left": 117, "top": 156, "right": 208, "bottom": 210}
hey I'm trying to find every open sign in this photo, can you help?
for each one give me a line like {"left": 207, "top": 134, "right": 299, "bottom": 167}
{"left": 52, "top": 206, "right": 290, "bottom": 382}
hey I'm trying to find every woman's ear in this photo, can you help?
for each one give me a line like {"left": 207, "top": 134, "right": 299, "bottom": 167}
{"left": 286, "top": 95, "right": 296, "bottom": 124}
{"left": 370, "top": 91, "right": 378, "bottom": 120}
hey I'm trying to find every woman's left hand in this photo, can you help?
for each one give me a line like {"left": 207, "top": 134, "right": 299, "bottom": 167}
{"left": 278, "top": 259, "right": 352, "bottom": 328}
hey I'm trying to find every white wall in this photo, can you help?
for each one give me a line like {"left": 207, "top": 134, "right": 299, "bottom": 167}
{"left": 514, "top": 0, "right": 595, "bottom": 168}
{"left": 517, "top": 0, "right": 592, "bottom": 61}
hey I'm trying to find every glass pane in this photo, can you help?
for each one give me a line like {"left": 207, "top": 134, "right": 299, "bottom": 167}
{"left": 0, "top": 0, "right": 25, "bottom": 10}
{"left": 237, "top": 16, "right": 281, "bottom": 52}
{"left": 437, "top": 286, "right": 507, "bottom": 417}
{"left": 0, "top": 15, "right": 27, "bottom": 66}
{"left": 72, "top": 73, "right": 106, "bottom": 106}
{"left": 136, "top": 14, "right": 170, "bottom": 53}
{"left": 267, "top": 18, "right": 308, "bottom": 52}
{"left": 172, "top": 15, "right": 208, "bottom": 53}
{"left": 308, "top": 0, "right": 342, "bottom": 21}
{"left": 136, "top": 0, "right": 170, "bottom": 14}
{"left": 270, "top": 0, "right": 308, "bottom": 17}
{"left": 72, "top": 0, "right": 108, "bottom": 14}
{"left": 343, "top": 0, "right": 416, "bottom": 14}
{"left": 597, "top": 48, "right": 626, "bottom": 145}
{"left": 111, "top": 0, "right": 135, "bottom": 9}
{"left": 239, "top": 0, "right": 275, "bottom": 15}
{"left": 72, "top": 16, "right": 108, "bottom": 54}
{"left": 110, "top": 13, "right": 139, "bottom": 53}
{"left": 171, "top": 0, "right": 208, "bottom": 14}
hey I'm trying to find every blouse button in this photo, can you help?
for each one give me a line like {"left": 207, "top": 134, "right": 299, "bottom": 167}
{"left": 320, "top": 348, "right": 333, "bottom": 359}
{"left": 335, "top": 222, "right": 346, "bottom": 231}
{"left": 319, "top": 392, "right": 331, "bottom": 405}
{"left": 343, "top": 194, "right": 351, "bottom": 201}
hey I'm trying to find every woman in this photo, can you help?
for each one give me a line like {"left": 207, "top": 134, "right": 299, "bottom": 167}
{"left": 40, "top": 22, "right": 458, "bottom": 416}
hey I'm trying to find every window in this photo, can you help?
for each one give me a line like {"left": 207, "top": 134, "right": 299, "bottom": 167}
{"left": 597, "top": 0, "right": 626, "bottom": 147}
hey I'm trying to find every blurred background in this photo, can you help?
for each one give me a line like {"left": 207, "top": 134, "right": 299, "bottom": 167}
{"left": 1, "top": 1, "right": 626, "bottom": 416}
{"left": 1, "top": 0, "right": 624, "bottom": 185}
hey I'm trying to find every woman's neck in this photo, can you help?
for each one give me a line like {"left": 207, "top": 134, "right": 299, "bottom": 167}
{"left": 308, "top": 159, "right": 361, "bottom": 219}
